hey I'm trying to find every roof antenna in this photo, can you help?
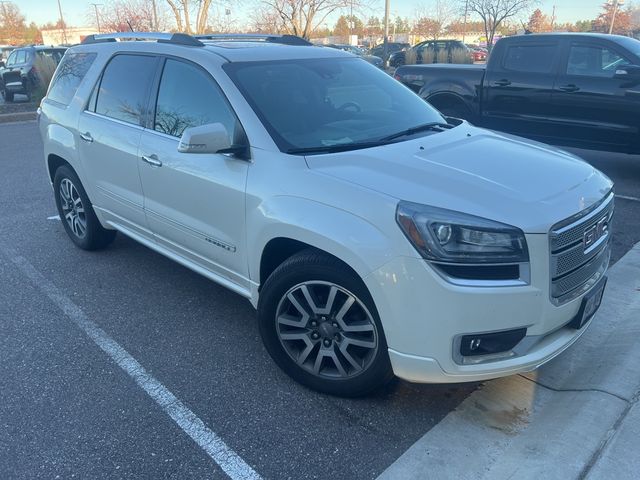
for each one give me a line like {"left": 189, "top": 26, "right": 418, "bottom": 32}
{"left": 127, "top": 20, "right": 134, "bottom": 32}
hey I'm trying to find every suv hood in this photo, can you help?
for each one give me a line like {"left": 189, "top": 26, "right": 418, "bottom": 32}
{"left": 305, "top": 125, "right": 613, "bottom": 233}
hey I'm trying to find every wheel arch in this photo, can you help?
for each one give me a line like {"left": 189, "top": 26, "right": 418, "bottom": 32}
{"left": 47, "top": 153, "right": 72, "bottom": 183}
{"left": 259, "top": 237, "right": 361, "bottom": 290}
{"left": 425, "top": 91, "right": 474, "bottom": 119}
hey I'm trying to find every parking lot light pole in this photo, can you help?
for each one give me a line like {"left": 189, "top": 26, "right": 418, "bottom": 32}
{"left": 383, "top": 0, "right": 390, "bottom": 65}
{"left": 56, "top": 0, "right": 68, "bottom": 45}
{"left": 90, "top": 3, "right": 102, "bottom": 33}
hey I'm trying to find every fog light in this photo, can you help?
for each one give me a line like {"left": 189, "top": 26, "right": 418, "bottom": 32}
{"left": 460, "top": 328, "right": 527, "bottom": 357}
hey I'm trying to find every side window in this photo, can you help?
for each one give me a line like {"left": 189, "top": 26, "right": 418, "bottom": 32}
{"left": 6, "top": 51, "right": 16, "bottom": 66}
{"left": 503, "top": 44, "right": 557, "bottom": 73}
{"left": 95, "top": 54, "right": 157, "bottom": 125}
{"left": 13, "top": 50, "right": 26, "bottom": 64}
{"left": 47, "top": 53, "right": 97, "bottom": 106}
{"left": 567, "top": 45, "right": 630, "bottom": 78}
{"left": 154, "top": 59, "right": 239, "bottom": 139}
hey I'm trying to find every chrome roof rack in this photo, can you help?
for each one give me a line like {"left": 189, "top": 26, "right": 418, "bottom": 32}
{"left": 194, "top": 33, "right": 312, "bottom": 46}
{"left": 82, "top": 32, "right": 203, "bottom": 47}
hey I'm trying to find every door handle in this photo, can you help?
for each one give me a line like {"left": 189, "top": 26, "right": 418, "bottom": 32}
{"left": 141, "top": 154, "right": 162, "bottom": 167}
{"left": 558, "top": 84, "right": 580, "bottom": 93}
{"left": 493, "top": 79, "right": 511, "bottom": 87}
{"left": 79, "top": 132, "right": 93, "bottom": 143}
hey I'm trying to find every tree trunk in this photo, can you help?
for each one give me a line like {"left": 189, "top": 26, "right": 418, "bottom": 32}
{"left": 166, "top": 0, "right": 183, "bottom": 31}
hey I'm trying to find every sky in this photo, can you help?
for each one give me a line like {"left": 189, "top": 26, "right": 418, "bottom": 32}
{"left": 15, "top": 0, "right": 605, "bottom": 30}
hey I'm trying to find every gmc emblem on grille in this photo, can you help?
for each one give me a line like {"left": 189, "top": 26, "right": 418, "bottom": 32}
{"left": 584, "top": 218, "right": 608, "bottom": 251}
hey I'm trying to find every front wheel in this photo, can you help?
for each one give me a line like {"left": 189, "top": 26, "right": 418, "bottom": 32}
{"left": 258, "top": 250, "right": 393, "bottom": 397}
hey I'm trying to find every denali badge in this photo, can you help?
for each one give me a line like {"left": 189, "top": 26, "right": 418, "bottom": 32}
{"left": 584, "top": 218, "right": 608, "bottom": 251}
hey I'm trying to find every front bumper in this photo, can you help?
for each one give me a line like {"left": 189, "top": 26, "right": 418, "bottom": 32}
{"left": 364, "top": 233, "right": 607, "bottom": 383}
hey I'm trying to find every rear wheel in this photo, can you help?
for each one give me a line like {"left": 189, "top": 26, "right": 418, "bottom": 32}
{"left": 428, "top": 95, "right": 472, "bottom": 121}
{"left": 53, "top": 165, "right": 116, "bottom": 250}
{"left": 258, "top": 250, "right": 393, "bottom": 397}
{"left": 2, "top": 89, "right": 13, "bottom": 102}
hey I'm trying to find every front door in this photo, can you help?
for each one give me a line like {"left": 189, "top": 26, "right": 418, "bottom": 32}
{"left": 138, "top": 58, "right": 250, "bottom": 287}
{"left": 549, "top": 40, "right": 640, "bottom": 152}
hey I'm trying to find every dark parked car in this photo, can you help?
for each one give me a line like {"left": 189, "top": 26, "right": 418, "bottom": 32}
{"left": 369, "top": 42, "right": 410, "bottom": 59}
{"left": 394, "top": 33, "right": 640, "bottom": 154}
{"left": 389, "top": 40, "right": 472, "bottom": 67}
{"left": 324, "top": 44, "right": 383, "bottom": 67}
{"left": 0, "top": 46, "right": 66, "bottom": 102}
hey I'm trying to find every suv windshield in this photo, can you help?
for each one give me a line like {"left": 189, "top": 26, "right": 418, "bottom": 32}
{"left": 224, "top": 57, "right": 446, "bottom": 153}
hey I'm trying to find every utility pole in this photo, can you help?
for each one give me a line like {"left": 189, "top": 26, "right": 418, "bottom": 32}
{"left": 383, "top": 0, "right": 390, "bottom": 65}
{"left": 551, "top": 5, "right": 556, "bottom": 30}
{"left": 462, "top": 0, "right": 469, "bottom": 43}
{"left": 56, "top": 0, "right": 68, "bottom": 44}
{"left": 90, "top": 3, "right": 102, "bottom": 33}
{"left": 609, "top": 0, "right": 624, "bottom": 34}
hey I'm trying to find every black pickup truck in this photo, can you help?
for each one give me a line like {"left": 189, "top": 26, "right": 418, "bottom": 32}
{"left": 394, "top": 33, "right": 640, "bottom": 153}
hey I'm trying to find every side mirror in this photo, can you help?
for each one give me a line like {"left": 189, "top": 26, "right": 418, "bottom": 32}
{"left": 178, "top": 123, "right": 231, "bottom": 154}
{"left": 0, "top": 60, "right": 5, "bottom": 68}
{"left": 614, "top": 65, "right": 640, "bottom": 79}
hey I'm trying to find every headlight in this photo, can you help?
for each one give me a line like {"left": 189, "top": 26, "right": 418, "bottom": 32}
{"left": 396, "top": 201, "right": 529, "bottom": 264}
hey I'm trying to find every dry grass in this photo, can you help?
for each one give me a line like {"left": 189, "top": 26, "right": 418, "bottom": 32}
{"left": 32, "top": 53, "right": 58, "bottom": 103}
{"left": 404, "top": 47, "right": 473, "bottom": 65}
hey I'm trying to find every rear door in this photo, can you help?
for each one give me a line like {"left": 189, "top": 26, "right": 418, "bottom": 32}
{"left": 549, "top": 39, "right": 639, "bottom": 152}
{"left": 482, "top": 38, "right": 561, "bottom": 138}
{"left": 78, "top": 53, "right": 159, "bottom": 237}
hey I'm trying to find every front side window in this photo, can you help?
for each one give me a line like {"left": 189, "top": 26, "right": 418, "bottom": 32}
{"left": 10, "top": 50, "right": 27, "bottom": 65}
{"left": 567, "top": 45, "right": 630, "bottom": 77}
{"left": 47, "top": 52, "right": 96, "bottom": 106}
{"left": 225, "top": 58, "right": 445, "bottom": 153}
{"left": 503, "top": 44, "right": 557, "bottom": 73}
{"left": 95, "top": 54, "right": 157, "bottom": 125}
{"left": 154, "top": 59, "right": 239, "bottom": 139}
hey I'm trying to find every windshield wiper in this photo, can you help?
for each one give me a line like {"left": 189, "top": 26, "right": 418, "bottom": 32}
{"left": 379, "top": 122, "right": 454, "bottom": 142}
{"left": 286, "top": 141, "right": 388, "bottom": 155}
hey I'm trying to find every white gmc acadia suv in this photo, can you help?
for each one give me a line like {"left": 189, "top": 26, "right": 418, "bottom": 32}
{"left": 39, "top": 33, "right": 613, "bottom": 397}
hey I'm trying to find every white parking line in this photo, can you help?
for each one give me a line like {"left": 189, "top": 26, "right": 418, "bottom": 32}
{"left": 47, "top": 215, "right": 61, "bottom": 220}
{"left": 615, "top": 194, "right": 640, "bottom": 203}
{"left": 1, "top": 245, "right": 262, "bottom": 480}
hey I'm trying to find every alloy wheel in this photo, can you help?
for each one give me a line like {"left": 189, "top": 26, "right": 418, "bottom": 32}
{"left": 59, "top": 178, "right": 87, "bottom": 239}
{"left": 275, "top": 281, "right": 379, "bottom": 379}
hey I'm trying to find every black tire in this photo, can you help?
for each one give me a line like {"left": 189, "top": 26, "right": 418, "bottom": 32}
{"left": 428, "top": 95, "right": 472, "bottom": 121}
{"left": 53, "top": 165, "right": 117, "bottom": 250}
{"left": 3, "top": 89, "right": 13, "bottom": 102}
{"left": 258, "top": 249, "right": 393, "bottom": 397}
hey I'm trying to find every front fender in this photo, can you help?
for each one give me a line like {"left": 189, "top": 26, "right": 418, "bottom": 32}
{"left": 248, "top": 195, "right": 400, "bottom": 284}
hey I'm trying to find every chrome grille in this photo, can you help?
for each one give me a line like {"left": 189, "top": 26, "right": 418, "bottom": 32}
{"left": 550, "top": 194, "right": 614, "bottom": 305}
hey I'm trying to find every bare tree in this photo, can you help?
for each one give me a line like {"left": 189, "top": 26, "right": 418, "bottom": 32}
{"left": 255, "top": 0, "right": 354, "bottom": 39}
{"left": 88, "top": 0, "right": 170, "bottom": 32}
{"left": 462, "top": 0, "right": 537, "bottom": 51}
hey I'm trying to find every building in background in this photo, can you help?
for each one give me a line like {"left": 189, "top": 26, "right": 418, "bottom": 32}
{"left": 41, "top": 28, "right": 99, "bottom": 46}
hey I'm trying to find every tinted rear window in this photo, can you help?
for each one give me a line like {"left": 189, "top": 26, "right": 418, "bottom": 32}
{"left": 47, "top": 53, "right": 96, "bottom": 106}
{"left": 95, "top": 54, "right": 157, "bottom": 125}
{"left": 503, "top": 44, "right": 557, "bottom": 73}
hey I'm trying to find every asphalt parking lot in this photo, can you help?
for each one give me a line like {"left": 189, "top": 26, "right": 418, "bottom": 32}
{"left": 1, "top": 120, "right": 639, "bottom": 479}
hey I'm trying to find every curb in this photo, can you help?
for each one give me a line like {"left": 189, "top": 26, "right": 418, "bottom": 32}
{"left": 0, "top": 111, "right": 37, "bottom": 123}
{"left": 378, "top": 242, "right": 640, "bottom": 480}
